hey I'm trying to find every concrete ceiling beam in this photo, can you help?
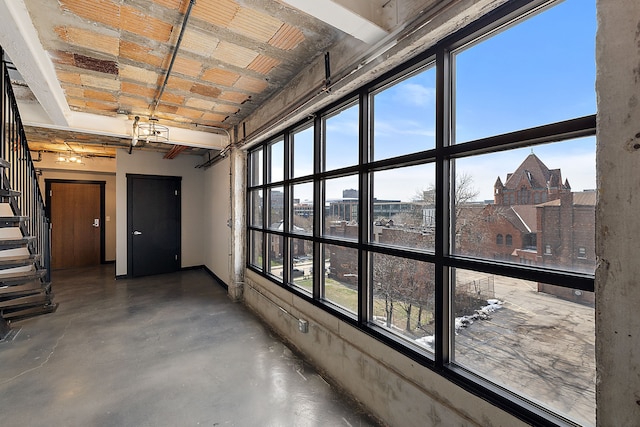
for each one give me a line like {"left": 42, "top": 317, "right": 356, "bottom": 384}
{"left": 25, "top": 112, "right": 229, "bottom": 151}
{"left": 0, "top": 0, "right": 70, "bottom": 126}
{"left": 280, "top": 0, "right": 389, "bottom": 44}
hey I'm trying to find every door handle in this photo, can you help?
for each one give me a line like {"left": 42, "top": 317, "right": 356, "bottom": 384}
{"left": 92, "top": 218, "right": 100, "bottom": 228}
{"left": 133, "top": 231, "right": 142, "bottom": 235}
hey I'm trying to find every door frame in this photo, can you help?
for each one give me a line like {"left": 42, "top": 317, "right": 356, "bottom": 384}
{"left": 126, "top": 174, "right": 182, "bottom": 278}
{"left": 45, "top": 179, "right": 106, "bottom": 264}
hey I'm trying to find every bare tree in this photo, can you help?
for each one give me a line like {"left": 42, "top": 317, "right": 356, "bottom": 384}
{"left": 293, "top": 214, "right": 312, "bottom": 232}
{"left": 373, "top": 253, "right": 405, "bottom": 328}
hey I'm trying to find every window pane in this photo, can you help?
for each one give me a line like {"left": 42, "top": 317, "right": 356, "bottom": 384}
{"left": 454, "top": 0, "right": 596, "bottom": 143}
{"left": 372, "top": 65, "right": 435, "bottom": 160}
{"left": 249, "top": 148, "right": 263, "bottom": 186}
{"left": 453, "top": 269, "right": 595, "bottom": 426}
{"left": 267, "top": 187, "right": 284, "bottom": 230}
{"left": 452, "top": 138, "right": 596, "bottom": 275}
{"left": 249, "top": 189, "right": 263, "bottom": 228}
{"left": 371, "top": 163, "right": 435, "bottom": 251}
{"left": 323, "top": 175, "right": 359, "bottom": 240}
{"left": 324, "top": 102, "right": 359, "bottom": 171}
{"left": 292, "top": 182, "right": 313, "bottom": 234}
{"left": 293, "top": 125, "right": 314, "bottom": 178}
{"left": 324, "top": 244, "right": 358, "bottom": 314}
{"left": 269, "top": 139, "right": 284, "bottom": 183}
{"left": 266, "top": 232, "right": 283, "bottom": 281}
{"left": 372, "top": 253, "right": 435, "bottom": 353}
{"left": 249, "top": 230, "right": 263, "bottom": 270}
{"left": 290, "top": 237, "right": 313, "bottom": 292}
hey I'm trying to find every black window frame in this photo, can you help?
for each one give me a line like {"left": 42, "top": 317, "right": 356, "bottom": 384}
{"left": 246, "top": 1, "right": 595, "bottom": 425}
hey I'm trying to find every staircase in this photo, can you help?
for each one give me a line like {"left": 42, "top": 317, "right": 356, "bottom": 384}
{"left": 0, "top": 46, "right": 55, "bottom": 329}
{"left": 0, "top": 158, "right": 55, "bottom": 320}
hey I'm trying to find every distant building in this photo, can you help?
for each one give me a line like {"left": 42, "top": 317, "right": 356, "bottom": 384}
{"left": 494, "top": 153, "right": 571, "bottom": 206}
{"left": 342, "top": 189, "right": 359, "bottom": 198}
{"left": 330, "top": 153, "right": 596, "bottom": 305}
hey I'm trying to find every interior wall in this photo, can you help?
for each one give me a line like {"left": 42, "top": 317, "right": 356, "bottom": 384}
{"left": 115, "top": 149, "right": 205, "bottom": 276}
{"left": 202, "top": 156, "right": 232, "bottom": 286}
{"left": 244, "top": 272, "right": 527, "bottom": 426}
{"left": 35, "top": 152, "right": 116, "bottom": 261}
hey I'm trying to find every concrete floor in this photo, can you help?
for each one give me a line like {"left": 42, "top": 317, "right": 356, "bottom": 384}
{"left": 0, "top": 265, "right": 380, "bottom": 427}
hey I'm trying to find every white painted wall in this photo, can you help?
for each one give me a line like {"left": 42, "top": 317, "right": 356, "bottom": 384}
{"left": 203, "top": 157, "right": 232, "bottom": 286}
{"left": 36, "top": 152, "right": 116, "bottom": 261}
{"left": 115, "top": 149, "right": 205, "bottom": 276}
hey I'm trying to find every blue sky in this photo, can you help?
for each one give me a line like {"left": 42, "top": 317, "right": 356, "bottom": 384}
{"left": 282, "top": 0, "right": 596, "bottom": 203}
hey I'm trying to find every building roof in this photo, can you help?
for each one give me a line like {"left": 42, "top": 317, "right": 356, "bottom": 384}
{"left": 502, "top": 153, "right": 564, "bottom": 190}
{"left": 574, "top": 191, "right": 597, "bottom": 206}
{"left": 510, "top": 205, "right": 537, "bottom": 233}
{"left": 537, "top": 191, "right": 597, "bottom": 207}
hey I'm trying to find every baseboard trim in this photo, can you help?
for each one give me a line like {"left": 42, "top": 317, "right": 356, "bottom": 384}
{"left": 201, "top": 265, "right": 229, "bottom": 290}
{"left": 115, "top": 267, "right": 229, "bottom": 289}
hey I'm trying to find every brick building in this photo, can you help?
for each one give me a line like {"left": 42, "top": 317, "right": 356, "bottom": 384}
{"left": 462, "top": 154, "right": 596, "bottom": 304}
{"left": 493, "top": 152, "right": 571, "bottom": 206}
{"left": 329, "top": 153, "right": 596, "bottom": 305}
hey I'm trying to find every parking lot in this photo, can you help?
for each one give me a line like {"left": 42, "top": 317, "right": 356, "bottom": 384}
{"left": 454, "top": 270, "right": 595, "bottom": 426}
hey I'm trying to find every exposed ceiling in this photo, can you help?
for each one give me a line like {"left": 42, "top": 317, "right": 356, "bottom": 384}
{"left": 0, "top": 0, "right": 384, "bottom": 160}
{"left": 1, "top": 0, "right": 404, "bottom": 160}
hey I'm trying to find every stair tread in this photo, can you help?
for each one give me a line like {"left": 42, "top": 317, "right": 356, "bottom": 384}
{"left": 0, "top": 189, "right": 21, "bottom": 197}
{"left": 0, "top": 292, "right": 54, "bottom": 311}
{"left": 0, "top": 269, "right": 46, "bottom": 282}
{"left": 2, "top": 302, "right": 58, "bottom": 320}
{"left": 0, "top": 254, "right": 40, "bottom": 267}
{"left": 0, "top": 216, "right": 29, "bottom": 221}
{"left": 0, "top": 292, "right": 49, "bottom": 308}
{"left": 0, "top": 236, "right": 36, "bottom": 244}
{"left": 0, "top": 281, "right": 44, "bottom": 296}
{"left": 0, "top": 254, "right": 39, "bottom": 262}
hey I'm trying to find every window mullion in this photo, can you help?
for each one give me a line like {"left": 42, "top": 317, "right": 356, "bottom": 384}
{"left": 358, "top": 90, "right": 370, "bottom": 324}
{"left": 435, "top": 46, "right": 453, "bottom": 367}
{"left": 283, "top": 133, "right": 292, "bottom": 285}
{"left": 314, "top": 115, "right": 323, "bottom": 300}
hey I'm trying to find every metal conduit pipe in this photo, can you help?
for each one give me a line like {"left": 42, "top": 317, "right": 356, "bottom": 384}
{"left": 239, "top": 0, "right": 461, "bottom": 148}
{"left": 138, "top": 0, "right": 230, "bottom": 153}
{"left": 150, "top": 0, "right": 196, "bottom": 117}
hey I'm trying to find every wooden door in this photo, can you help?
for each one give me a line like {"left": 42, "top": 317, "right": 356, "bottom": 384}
{"left": 127, "top": 174, "right": 181, "bottom": 277}
{"left": 48, "top": 181, "right": 103, "bottom": 270}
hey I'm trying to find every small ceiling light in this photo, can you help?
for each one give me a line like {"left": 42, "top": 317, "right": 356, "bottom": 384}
{"left": 133, "top": 117, "right": 169, "bottom": 145}
{"left": 55, "top": 151, "right": 84, "bottom": 165}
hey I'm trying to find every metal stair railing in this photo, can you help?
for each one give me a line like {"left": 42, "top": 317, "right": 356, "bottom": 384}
{"left": 1, "top": 46, "right": 51, "bottom": 284}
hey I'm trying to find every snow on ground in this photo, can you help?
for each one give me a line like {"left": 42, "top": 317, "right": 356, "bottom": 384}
{"left": 415, "top": 299, "right": 503, "bottom": 349}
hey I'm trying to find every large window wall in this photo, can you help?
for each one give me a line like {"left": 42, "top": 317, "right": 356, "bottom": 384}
{"left": 247, "top": 1, "right": 596, "bottom": 425}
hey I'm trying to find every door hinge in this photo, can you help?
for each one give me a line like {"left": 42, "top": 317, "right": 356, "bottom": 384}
{"left": 175, "top": 254, "right": 178, "bottom": 261}
{"left": 175, "top": 190, "right": 178, "bottom": 196}
{"left": 49, "top": 190, "right": 52, "bottom": 196}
